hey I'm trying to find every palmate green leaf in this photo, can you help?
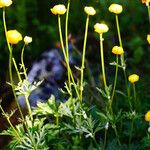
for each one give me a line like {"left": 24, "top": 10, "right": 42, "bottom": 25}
{"left": 32, "top": 95, "right": 56, "bottom": 116}
{"left": 58, "top": 102, "right": 73, "bottom": 118}
{"left": 96, "top": 87, "right": 108, "bottom": 99}
{"left": 0, "top": 127, "right": 17, "bottom": 137}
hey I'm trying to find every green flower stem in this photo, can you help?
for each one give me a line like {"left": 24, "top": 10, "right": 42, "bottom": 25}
{"left": 24, "top": 94, "right": 33, "bottom": 121}
{"left": 21, "top": 44, "right": 28, "bottom": 80}
{"left": 65, "top": 0, "right": 71, "bottom": 91}
{"left": 147, "top": 2, "right": 150, "bottom": 23}
{"left": 3, "top": 8, "right": 24, "bottom": 121}
{"left": 0, "top": 104, "right": 21, "bottom": 140}
{"left": 21, "top": 44, "right": 33, "bottom": 120}
{"left": 115, "top": 14, "right": 130, "bottom": 108}
{"left": 56, "top": 113, "right": 59, "bottom": 126}
{"left": 113, "top": 125, "right": 121, "bottom": 146}
{"left": 58, "top": 15, "right": 79, "bottom": 99}
{"left": 80, "top": 15, "right": 89, "bottom": 102}
{"left": 99, "top": 34, "right": 108, "bottom": 94}
{"left": 104, "top": 129, "right": 107, "bottom": 150}
{"left": 111, "top": 55, "right": 119, "bottom": 103}
{"left": 133, "top": 83, "right": 137, "bottom": 108}
{"left": 115, "top": 14, "right": 124, "bottom": 66}
{"left": 129, "top": 119, "right": 134, "bottom": 146}
{"left": 12, "top": 58, "right": 22, "bottom": 82}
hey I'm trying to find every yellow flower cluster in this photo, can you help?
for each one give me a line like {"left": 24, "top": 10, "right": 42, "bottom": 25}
{"left": 112, "top": 46, "right": 124, "bottom": 55}
{"left": 94, "top": 23, "right": 109, "bottom": 34}
{"left": 6, "top": 30, "right": 22, "bottom": 44}
{"left": 84, "top": 6, "right": 96, "bottom": 16}
{"left": 147, "top": 34, "right": 150, "bottom": 44}
{"left": 0, "top": 0, "right": 12, "bottom": 8}
{"left": 145, "top": 111, "right": 150, "bottom": 121}
{"left": 109, "top": 4, "right": 123, "bottom": 14}
{"left": 128, "top": 74, "right": 139, "bottom": 83}
{"left": 51, "top": 4, "right": 66, "bottom": 15}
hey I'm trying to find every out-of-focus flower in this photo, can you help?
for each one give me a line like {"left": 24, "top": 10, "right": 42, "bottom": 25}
{"left": 6, "top": 30, "right": 22, "bottom": 44}
{"left": 147, "top": 34, "right": 150, "bottom": 44}
{"left": 112, "top": 46, "right": 124, "bottom": 55}
{"left": 141, "top": 0, "right": 150, "bottom": 4}
{"left": 0, "top": 0, "right": 12, "bottom": 8}
{"left": 51, "top": 4, "right": 66, "bottom": 15}
{"left": 24, "top": 36, "right": 32, "bottom": 45}
{"left": 145, "top": 111, "right": 150, "bottom": 121}
{"left": 94, "top": 23, "right": 109, "bottom": 34}
{"left": 84, "top": 6, "right": 96, "bottom": 16}
{"left": 128, "top": 74, "right": 139, "bottom": 83}
{"left": 108, "top": 3, "right": 123, "bottom": 14}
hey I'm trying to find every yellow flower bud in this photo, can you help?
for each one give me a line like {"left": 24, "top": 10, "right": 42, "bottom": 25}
{"left": 84, "top": 6, "right": 96, "bottom": 16}
{"left": 145, "top": 111, "right": 150, "bottom": 122}
{"left": 147, "top": 34, "right": 150, "bottom": 44}
{"left": 24, "top": 36, "right": 32, "bottom": 45}
{"left": 94, "top": 23, "right": 109, "bottom": 34}
{"left": 51, "top": 4, "right": 66, "bottom": 15}
{"left": 6, "top": 30, "right": 22, "bottom": 44}
{"left": 0, "top": 0, "right": 12, "bottom": 8}
{"left": 108, "top": 3, "right": 123, "bottom": 14}
{"left": 128, "top": 74, "right": 139, "bottom": 83}
{"left": 112, "top": 46, "right": 124, "bottom": 55}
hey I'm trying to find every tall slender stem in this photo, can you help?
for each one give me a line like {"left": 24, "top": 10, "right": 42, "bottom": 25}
{"left": 133, "top": 83, "right": 137, "bottom": 108}
{"left": 21, "top": 44, "right": 28, "bottom": 80}
{"left": 115, "top": 14, "right": 130, "bottom": 109}
{"left": 146, "top": 2, "right": 150, "bottom": 23}
{"left": 65, "top": 0, "right": 71, "bottom": 91}
{"left": 12, "top": 58, "right": 22, "bottom": 82}
{"left": 104, "top": 129, "right": 107, "bottom": 150}
{"left": 115, "top": 14, "right": 124, "bottom": 67}
{"left": 111, "top": 55, "right": 118, "bottom": 102}
{"left": 99, "top": 34, "right": 108, "bottom": 94}
{"left": 80, "top": 15, "right": 89, "bottom": 102}
{"left": 3, "top": 8, "right": 24, "bottom": 121}
{"left": 113, "top": 125, "right": 121, "bottom": 146}
{"left": 58, "top": 15, "right": 79, "bottom": 99}
{"left": 129, "top": 119, "right": 134, "bottom": 146}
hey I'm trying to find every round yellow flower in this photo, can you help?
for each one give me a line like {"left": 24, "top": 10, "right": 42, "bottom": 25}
{"left": 145, "top": 111, "right": 150, "bottom": 122}
{"left": 108, "top": 3, "right": 123, "bottom": 14}
{"left": 6, "top": 30, "right": 22, "bottom": 44}
{"left": 112, "top": 46, "right": 124, "bottom": 55}
{"left": 24, "top": 36, "right": 32, "bottom": 45}
{"left": 84, "top": 6, "right": 96, "bottom": 16}
{"left": 128, "top": 74, "right": 139, "bottom": 83}
{"left": 147, "top": 34, "right": 150, "bottom": 44}
{"left": 50, "top": 4, "right": 66, "bottom": 15}
{"left": 94, "top": 23, "right": 109, "bottom": 34}
{"left": 141, "top": 0, "right": 150, "bottom": 4}
{"left": 0, "top": 0, "right": 12, "bottom": 8}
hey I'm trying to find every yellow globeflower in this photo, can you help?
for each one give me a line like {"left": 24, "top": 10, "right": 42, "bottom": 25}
{"left": 94, "top": 23, "right": 109, "bottom": 34}
{"left": 51, "top": 4, "right": 66, "bottom": 15}
{"left": 6, "top": 30, "right": 22, "bottom": 44}
{"left": 141, "top": 0, "right": 150, "bottom": 3}
{"left": 108, "top": 3, "right": 123, "bottom": 14}
{"left": 112, "top": 46, "right": 124, "bottom": 55}
{"left": 128, "top": 74, "right": 139, "bottom": 83}
{"left": 84, "top": 6, "right": 96, "bottom": 16}
{"left": 145, "top": 111, "right": 150, "bottom": 122}
{"left": 24, "top": 36, "right": 32, "bottom": 45}
{"left": 147, "top": 34, "right": 150, "bottom": 44}
{"left": 0, "top": 0, "right": 12, "bottom": 8}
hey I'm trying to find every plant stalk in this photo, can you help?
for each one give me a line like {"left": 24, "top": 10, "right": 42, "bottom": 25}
{"left": 80, "top": 15, "right": 89, "bottom": 102}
